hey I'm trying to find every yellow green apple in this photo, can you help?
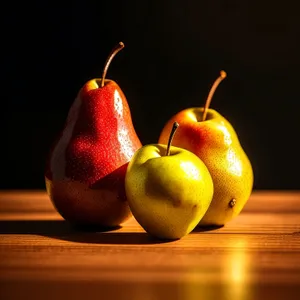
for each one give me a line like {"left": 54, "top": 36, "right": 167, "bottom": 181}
{"left": 125, "top": 122, "right": 214, "bottom": 239}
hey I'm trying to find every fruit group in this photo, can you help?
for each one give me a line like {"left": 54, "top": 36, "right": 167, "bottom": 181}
{"left": 125, "top": 122, "right": 214, "bottom": 239}
{"left": 45, "top": 42, "right": 142, "bottom": 227}
{"left": 158, "top": 71, "right": 253, "bottom": 226}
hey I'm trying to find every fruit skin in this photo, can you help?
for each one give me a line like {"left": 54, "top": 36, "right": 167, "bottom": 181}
{"left": 158, "top": 108, "right": 253, "bottom": 226}
{"left": 45, "top": 79, "right": 142, "bottom": 227}
{"left": 125, "top": 144, "right": 214, "bottom": 239}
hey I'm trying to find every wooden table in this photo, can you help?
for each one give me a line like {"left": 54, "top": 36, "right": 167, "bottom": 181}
{"left": 0, "top": 190, "right": 300, "bottom": 300}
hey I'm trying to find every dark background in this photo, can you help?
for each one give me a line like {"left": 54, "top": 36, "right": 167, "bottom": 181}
{"left": 1, "top": 1, "right": 300, "bottom": 190}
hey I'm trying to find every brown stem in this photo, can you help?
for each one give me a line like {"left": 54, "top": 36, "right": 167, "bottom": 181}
{"left": 166, "top": 122, "right": 179, "bottom": 156}
{"left": 202, "top": 70, "right": 227, "bottom": 121}
{"left": 101, "top": 42, "right": 125, "bottom": 88}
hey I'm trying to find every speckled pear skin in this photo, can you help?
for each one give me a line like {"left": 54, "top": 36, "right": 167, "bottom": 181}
{"left": 158, "top": 108, "right": 253, "bottom": 226}
{"left": 45, "top": 79, "right": 142, "bottom": 227}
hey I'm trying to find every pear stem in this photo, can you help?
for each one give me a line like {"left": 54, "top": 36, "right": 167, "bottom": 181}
{"left": 101, "top": 42, "right": 125, "bottom": 88}
{"left": 202, "top": 70, "right": 227, "bottom": 121}
{"left": 166, "top": 122, "right": 179, "bottom": 156}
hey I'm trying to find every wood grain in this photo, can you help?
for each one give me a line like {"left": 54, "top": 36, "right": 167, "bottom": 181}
{"left": 0, "top": 190, "right": 300, "bottom": 300}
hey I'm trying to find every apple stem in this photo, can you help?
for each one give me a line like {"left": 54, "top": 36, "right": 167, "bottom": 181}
{"left": 101, "top": 42, "right": 125, "bottom": 88}
{"left": 166, "top": 122, "right": 179, "bottom": 156}
{"left": 202, "top": 70, "right": 227, "bottom": 121}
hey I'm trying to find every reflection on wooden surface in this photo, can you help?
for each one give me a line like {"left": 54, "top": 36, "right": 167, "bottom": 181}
{"left": 0, "top": 190, "right": 300, "bottom": 300}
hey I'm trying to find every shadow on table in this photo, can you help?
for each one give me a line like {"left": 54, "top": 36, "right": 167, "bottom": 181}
{"left": 192, "top": 225, "right": 224, "bottom": 233}
{"left": 0, "top": 220, "right": 171, "bottom": 245}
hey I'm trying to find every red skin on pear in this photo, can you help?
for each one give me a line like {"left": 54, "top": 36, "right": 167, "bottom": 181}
{"left": 45, "top": 71, "right": 142, "bottom": 227}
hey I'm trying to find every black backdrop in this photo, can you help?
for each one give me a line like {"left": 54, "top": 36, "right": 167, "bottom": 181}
{"left": 2, "top": 0, "right": 300, "bottom": 190}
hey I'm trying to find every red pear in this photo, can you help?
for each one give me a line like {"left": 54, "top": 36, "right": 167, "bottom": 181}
{"left": 45, "top": 42, "right": 142, "bottom": 227}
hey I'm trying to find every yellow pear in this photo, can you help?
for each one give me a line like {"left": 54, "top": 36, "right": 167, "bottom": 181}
{"left": 158, "top": 71, "right": 254, "bottom": 226}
